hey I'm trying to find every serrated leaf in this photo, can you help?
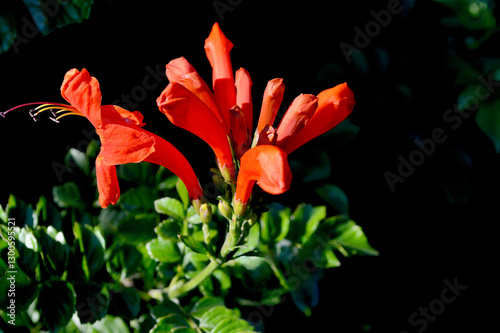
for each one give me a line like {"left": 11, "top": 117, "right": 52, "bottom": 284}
{"left": 119, "top": 186, "right": 158, "bottom": 212}
{"left": 199, "top": 306, "right": 256, "bottom": 333}
{"left": 179, "top": 235, "right": 209, "bottom": 255}
{"left": 155, "top": 197, "right": 185, "bottom": 220}
{"left": 155, "top": 219, "right": 182, "bottom": 240}
{"left": 190, "top": 297, "right": 225, "bottom": 319}
{"left": 199, "top": 306, "right": 233, "bottom": 330}
{"left": 146, "top": 238, "right": 181, "bottom": 263}
{"left": 38, "top": 281, "right": 75, "bottom": 332}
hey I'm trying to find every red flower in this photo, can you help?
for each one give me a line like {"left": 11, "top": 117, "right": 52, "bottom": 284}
{"left": 47, "top": 68, "right": 204, "bottom": 208}
{"left": 156, "top": 23, "right": 355, "bottom": 210}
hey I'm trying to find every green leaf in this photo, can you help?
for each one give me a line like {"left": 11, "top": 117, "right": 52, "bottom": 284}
{"left": 315, "top": 184, "right": 349, "bottom": 215}
{"left": 190, "top": 297, "right": 225, "bottom": 320}
{"left": 476, "top": 99, "right": 500, "bottom": 153}
{"left": 329, "top": 216, "right": 379, "bottom": 257}
{"left": 16, "top": 227, "right": 40, "bottom": 276}
{"left": 155, "top": 219, "right": 182, "bottom": 240}
{"left": 22, "top": 0, "right": 94, "bottom": 36}
{"left": 172, "top": 327, "right": 197, "bottom": 333}
{"left": 0, "top": 10, "right": 16, "bottom": 54}
{"left": 92, "top": 315, "right": 130, "bottom": 333}
{"left": 38, "top": 281, "right": 76, "bottom": 332}
{"left": 302, "top": 206, "right": 327, "bottom": 243}
{"left": 117, "top": 162, "right": 155, "bottom": 186}
{"left": 53, "top": 182, "right": 85, "bottom": 208}
{"left": 73, "top": 222, "right": 105, "bottom": 278}
{"left": 116, "top": 213, "right": 157, "bottom": 245}
{"left": 37, "top": 225, "right": 69, "bottom": 276}
{"left": 146, "top": 238, "right": 182, "bottom": 263}
{"left": 115, "top": 287, "right": 140, "bottom": 319}
{"left": 151, "top": 299, "right": 184, "bottom": 320}
{"left": 75, "top": 284, "right": 110, "bottom": 324}
{"left": 176, "top": 178, "right": 190, "bottom": 210}
{"left": 290, "top": 274, "right": 320, "bottom": 317}
{"left": 65, "top": 148, "right": 90, "bottom": 175}
{"left": 151, "top": 313, "right": 190, "bottom": 332}
{"left": 155, "top": 197, "right": 186, "bottom": 220}
{"left": 179, "top": 235, "right": 209, "bottom": 255}
{"left": 119, "top": 186, "right": 158, "bottom": 212}
{"left": 199, "top": 306, "right": 255, "bottom": 333}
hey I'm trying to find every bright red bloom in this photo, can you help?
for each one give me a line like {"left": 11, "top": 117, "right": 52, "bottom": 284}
{"left": 234, "top": 145, "right": 292, "bottom": 214}
{"left": 157, "top": 23, "right": 355, "bottom": 209}
{"left": 61, "top": 68, "right": 204, "bottom": 208}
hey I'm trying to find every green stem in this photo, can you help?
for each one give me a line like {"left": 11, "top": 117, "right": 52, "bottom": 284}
{"left": 167, "top": 260, "right": 221, "bottom": 299}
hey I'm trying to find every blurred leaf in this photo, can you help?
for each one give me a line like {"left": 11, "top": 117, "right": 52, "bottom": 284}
{"left": 476, "top": 99, "right": 500, "bottom": 153}
{"left": 146, "top": 238, "right": 182, "bottom": 263}
{"left": 75, "top": 284, "right": 110, "bottom": 324}
{"left": 92, "top": 315, "right": 130, "bottom": 333}
{"left": 111, "top": 287, "right": 140, "bottom": 320}
{"left": 155, "top": 219, "right": 182, "bottom": 240}
{"left": 290, "top": 274, "right": 320, "bottom": 317}
{"left": 22, "top": 0, "right": 94, "bottom": 36}
{"left": 301, "top": 151, "right": 331, "bottom": 183}
{"left": 116, "top": 213, "right": 157, "bottom": 245}
{"left": 190, "top": 296, "right": 225, "bottom": 319}
{"left": 53, "top": 182, "right": 85, "bottom": 209}
{"left": 38, "top": 281, "right": 75, "bottom": 332}
{"left": 151, "top": 299, "right": 184, "bottom": 320}
{"left": 65, "top": 148, "right": 90, "bottom": 175}
{"left": 74, "top": 222, "right": 105, "bottom": 278}
{"left": 150, "top": 313, "right": 190, "bottom": 332}
{"left": 315, "top": 184, "right": 349, "bottom": 215}
{"left": 117, "top": 163, "right": 155, "bottom": 186}
{"left": 179, "top": 235, "right": 209, "bottom": 255}
{"left": 176, "top": 178, "right": 190, "bottom": 210}
{"left": 37, "top": 225, "right": 69, "bottom": 276}
{"left": 155, "top": 197, "right": 185, "bottom": 220}
{"left": 0, "top": 10, "right": 16, "bottom": 54}
{"left": 119, "top": 186, "right": 158, "bottom": 212}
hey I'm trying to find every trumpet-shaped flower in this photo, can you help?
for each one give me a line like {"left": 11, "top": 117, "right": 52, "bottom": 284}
{"left": 156, "top": 22, "right": 355, "bottom": 209}
{"left": 4, "top": 68, "right": 204, "bottom": 208}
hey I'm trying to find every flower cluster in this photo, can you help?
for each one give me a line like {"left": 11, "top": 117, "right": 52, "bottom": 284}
{"left": 2, "top": 23, "right": 355, "bottom": 223}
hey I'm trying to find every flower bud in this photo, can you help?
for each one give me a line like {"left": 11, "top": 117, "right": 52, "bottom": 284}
{"left": 218, "top": 199, "right": 233, "bottom": 220}
{"left": 200, "top": 203, "right": 213, "bottom": 224}
{"left": 233, "top": 199, "right": 248, "bottom": 218}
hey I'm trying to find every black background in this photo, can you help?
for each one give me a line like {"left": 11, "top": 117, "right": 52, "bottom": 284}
{"left": 1, "top": 0, "right": 499, "bottom": 332}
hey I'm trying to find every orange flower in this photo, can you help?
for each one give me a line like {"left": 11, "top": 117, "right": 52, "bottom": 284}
{"left": 234, "top": 145, "right": 292, "bottom": 216}
{"left": 156, "top": 22, "right": 355, "bottom": 210}
{"left": 9, "top": 68, "right": 204, "bottom": 208}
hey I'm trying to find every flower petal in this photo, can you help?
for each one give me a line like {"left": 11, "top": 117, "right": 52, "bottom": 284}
{"left": 230, "top": 105, "right": 249, "bottom": 159}
{"left": 235, "top": 145, "right": 292, "bottom": 205}
{"left": 143, "top": 133, "right": 204, "bottom": 200}
{"left": 157, "top": 82, "right": 235, "bottom": 179}
{"left": 95, "top": 153, "right": 120, "bottom": 208}
{"left": 281, "top": 82, "right": 355, "bottom": 154}
{"left": 276, "top": 94, "right": 318, "bottom": 149}
{"left": 101, "top": 105, "right": 146, "bottom": 127}
{"left": 166, "top": 57, "right": 225, "bottom": 126}
{"left": 255, "top": 78, "right": 285, "bottom": 135}
{"left": 60, "top": 68, "right": 102, "bottom": 128}
{"left": 235, "top": 68, "right": 253, "bottom": 135}
{"left": 98, "top": 124, "right": 156, "bottom": 165}
{"left": 204, "top": 22, "right": 236, "bottom": 127}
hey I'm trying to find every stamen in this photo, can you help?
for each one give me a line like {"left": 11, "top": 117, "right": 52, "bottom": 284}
{"left": 1, "top": 102, "right": 84, "bottom": 123}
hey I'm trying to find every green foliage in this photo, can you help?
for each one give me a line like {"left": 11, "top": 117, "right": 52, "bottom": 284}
{"left": 0, "top": 0, "right": 94, "bottom": 54}
{"left": 0, "top": 141, "right": 376, "bottom": 331}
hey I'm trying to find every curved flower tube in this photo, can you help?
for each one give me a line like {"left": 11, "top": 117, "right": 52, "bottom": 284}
{"left": 234, "top": 145, "right": 292, "bottom": 216}
{"left": 277, "top": 83, "right": 356, "bottom": 154}
{"left": 59, "top": 68, "right": 204, "bottom": 208}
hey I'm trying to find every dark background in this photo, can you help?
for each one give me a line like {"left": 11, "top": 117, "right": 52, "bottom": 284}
{"left": 1, "top": 0, "right": 499, "bottom": 332}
